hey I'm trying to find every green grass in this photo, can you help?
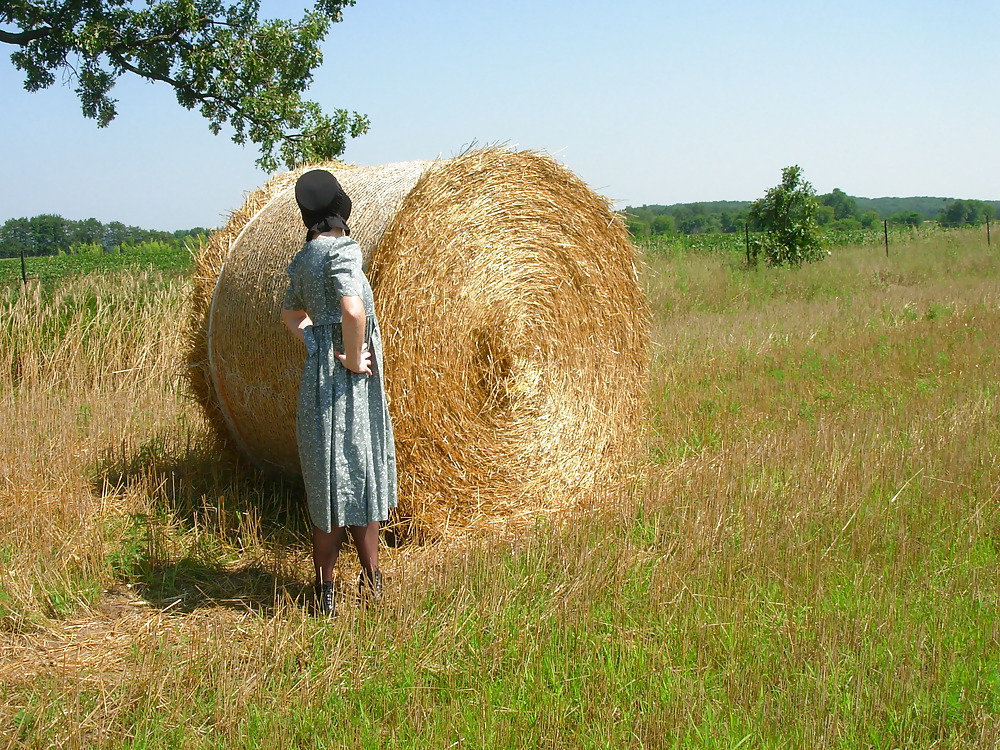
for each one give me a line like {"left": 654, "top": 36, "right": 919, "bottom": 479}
{"left": 0, "top": 228, "right": 998, "bottom": 748}
{"left": 0, "top": 247, "right": 193, "bottom": 287}
{"left": 4, "top": 516, "right": 996, "bottom": 747}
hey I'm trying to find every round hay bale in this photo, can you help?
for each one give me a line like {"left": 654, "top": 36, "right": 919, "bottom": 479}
{"left": 185, "top": 148, "right": 650, "bottom": 539}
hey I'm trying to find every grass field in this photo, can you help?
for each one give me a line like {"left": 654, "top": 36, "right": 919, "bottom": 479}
{"left": 1, "top": 229, "right": 997, "bottom": 748}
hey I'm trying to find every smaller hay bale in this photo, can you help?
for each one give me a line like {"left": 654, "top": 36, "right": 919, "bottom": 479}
{"left": 184, "top": 148, "right": 650, "bottom": 540}
{"left": 185, "top": 160, "right": 434, "bottom": 471}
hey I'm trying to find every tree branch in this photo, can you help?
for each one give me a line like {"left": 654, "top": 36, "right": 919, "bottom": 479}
{"left": 104, "top": 48, "right": 251, "bottom": 122}
{"left": 0, "top": 27, "right": 52, "bottom": 45}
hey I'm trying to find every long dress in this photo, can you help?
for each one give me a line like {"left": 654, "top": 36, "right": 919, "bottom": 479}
{"left": 281, "top": 234, "right": 397, "bottom": 531}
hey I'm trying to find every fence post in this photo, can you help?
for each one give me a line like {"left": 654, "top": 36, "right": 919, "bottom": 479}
{"left": 19, "top": 247, "right": 27, "bottom": 286}
{"left": 988, "top": 216, "right": 992, "bottom": 247}
{"left": 745, "top": 222, "right": 750, "bottom": 266}
{"left": 884, "top": 220, "right": 889, "bottom": 257}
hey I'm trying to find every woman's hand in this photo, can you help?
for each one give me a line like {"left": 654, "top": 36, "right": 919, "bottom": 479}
{"left": 336, "top": 342, "right": 372, "bottom": 375}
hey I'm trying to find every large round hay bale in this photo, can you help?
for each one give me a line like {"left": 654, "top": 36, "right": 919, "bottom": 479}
{"left": 185, "top": 148, "right": 649, "bottom": 539}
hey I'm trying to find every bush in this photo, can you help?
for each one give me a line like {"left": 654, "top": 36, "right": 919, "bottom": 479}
{"left": 747, "top": 165, "right": 826, "bottom": 267}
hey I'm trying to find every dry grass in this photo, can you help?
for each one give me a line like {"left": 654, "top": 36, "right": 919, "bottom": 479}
{"left": 0, "top": 273, "right": 189, "bottom": 624}
{"left": 0, "top": 228, "right": 997, "bottom": 748}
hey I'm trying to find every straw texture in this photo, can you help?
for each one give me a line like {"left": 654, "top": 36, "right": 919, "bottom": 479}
{"left": 186, "top": 160, "right": 433, "bottom": 472}
{"left": 185, "top": 148, "right": 649, "bottom": 539}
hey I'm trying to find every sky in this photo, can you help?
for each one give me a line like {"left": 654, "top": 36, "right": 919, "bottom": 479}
{"left": 1, "top": 0, "right": 998, "bottom": 231}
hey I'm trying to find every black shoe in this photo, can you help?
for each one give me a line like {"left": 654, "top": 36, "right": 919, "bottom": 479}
{"left": 315, "top": 580, "right": 336, "bottom": 617}
{"left": 358, "top": 569, "right": 383, "bottom": 606}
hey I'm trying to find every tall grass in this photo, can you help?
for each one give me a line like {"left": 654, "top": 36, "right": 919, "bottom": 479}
{"left": 0, "top": 230, "right": 997, "bottom": 748}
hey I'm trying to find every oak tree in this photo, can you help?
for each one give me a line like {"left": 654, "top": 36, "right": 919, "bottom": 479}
{"left": 1, "top": 0, "right": 368, "bottom": 170}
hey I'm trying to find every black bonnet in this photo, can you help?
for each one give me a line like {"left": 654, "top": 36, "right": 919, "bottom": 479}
{"left": 294, "top": 170, "right": 352, "bottom": 235}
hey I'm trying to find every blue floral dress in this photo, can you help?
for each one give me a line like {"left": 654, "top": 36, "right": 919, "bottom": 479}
{"left": 281, "top": 235, "right": 397, "bottom": 531}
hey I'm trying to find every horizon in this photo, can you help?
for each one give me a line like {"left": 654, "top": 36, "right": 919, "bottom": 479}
{"left": 3, "top": 191, "right": 997, "bottom": 233}
{"left": 625, "top": 193, "right": 1000, "bottom": 211}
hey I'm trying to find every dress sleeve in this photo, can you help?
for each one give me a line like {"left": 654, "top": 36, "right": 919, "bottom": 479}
{"left": 324, "top": 244, "right": 364, "bottom": 299}
{"left": 282, "top": 259, "right": 304, "bottom": 310}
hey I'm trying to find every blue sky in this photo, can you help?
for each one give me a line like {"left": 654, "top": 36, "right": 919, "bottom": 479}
{"left": 2, "top": 0, "right": 998, "bottom": 231}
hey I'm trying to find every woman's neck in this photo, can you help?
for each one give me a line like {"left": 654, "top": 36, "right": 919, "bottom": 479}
{"left": 309, "top": 229, "right": 346, "bottom": 241}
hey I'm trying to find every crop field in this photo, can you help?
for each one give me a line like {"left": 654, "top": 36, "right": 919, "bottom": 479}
{"left": 0, "top": 248, "right": 193, "bottom": 286}
{"left": 0, "top": 228, "right": 997, "bottom": 748}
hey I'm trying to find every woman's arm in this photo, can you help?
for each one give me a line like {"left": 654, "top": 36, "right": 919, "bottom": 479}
{"left": 281, "top": 308, "right": 312, "bottom": 343}
{"left": 336, "top": 295, "right": 372, "bottom": 375}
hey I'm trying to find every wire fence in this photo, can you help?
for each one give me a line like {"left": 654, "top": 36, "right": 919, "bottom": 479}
{"left": 633, "top": 223, "right": 993, "bottom": 259}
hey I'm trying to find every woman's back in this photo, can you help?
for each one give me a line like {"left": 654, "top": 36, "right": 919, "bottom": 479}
{"left": 284, "top": 235, "right": 375, "bottom": 326}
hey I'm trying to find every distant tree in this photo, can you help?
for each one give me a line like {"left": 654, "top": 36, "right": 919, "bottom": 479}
{"left": 29, "top": 214, "right": 69, "bottom": 256}
{"left": 174, "top": 227, "right": 210, "bottom": 239}
{"left": 71, "top": 217, "right": 104, "bottom": 246}
{"left": 0, "top": 217, "right": 33, "bottom": 259}
{"left": 939, "top": 199, "right": 994, "bottom": 227}
{"left": 857, "top": 197, "right": 945, "bottom": 222}
{"left": 670, "top": 205, "right": 692, "bottom": 233}
{"left": 820, "top": 188, "right": 858, "bottom": 221}
{"left": 625, "top": 215, "right": 650, "bottom": 237}
{"left": 675, "top": 205, "right": 719, "bottom": 235}
{"left": 651, "top": 215, "right": 675, "bottom": 235}
{"left": 940, "top": 200, "right": 968, "bottom": 227}
{"left": 0, "top": 213, "right": 214, "bottom": 258}
{"left": 814, "top": 205, "right": 835, "bottom": 226}
{"left": 102, "top": 221, "right": 132, "bottom": 251}
{"left": 747, "top": 165, "right": 825, "bottom": 267}
{"left": 630, "top": 207, "right": 657, "bottom": 225}
{"left": 1, "top": 0, "right": 366, "bottom": 171}
{"left": 719, "top": 212, "right": 743, "bottom": 233}
{"left": 830, "top": 217, "right": 861, "bottom": 232}
{"left": 889, "top": 211, "right": 922, "bottom": 228}
{"left": 859, "top": 210, "right": 880, "bottom": 229}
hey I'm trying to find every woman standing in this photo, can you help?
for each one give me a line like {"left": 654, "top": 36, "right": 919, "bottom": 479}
{"left": 280, "top": 169, "right": 397, "bottom": 616}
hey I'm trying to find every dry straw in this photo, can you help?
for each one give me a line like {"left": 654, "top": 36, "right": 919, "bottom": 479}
{"left": 185, "top": 147, "right": 650, "bottom": 540}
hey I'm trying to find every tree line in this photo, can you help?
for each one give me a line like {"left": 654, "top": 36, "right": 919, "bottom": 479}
{"left": 626, "top": 193, "right": 998, "bottom": 237}
{"left": 646, "top": 165, "right": 996, "bottom": 269}
{"left": 0, "top": 214, "right": 209, "bottom": 259}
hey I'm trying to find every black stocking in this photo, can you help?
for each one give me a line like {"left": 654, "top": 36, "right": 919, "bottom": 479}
{"left": 312, "top": 525, "right": 347, "bottom": 584}
{"left": 348, "top": 521, "right": 380, "bottom": 577}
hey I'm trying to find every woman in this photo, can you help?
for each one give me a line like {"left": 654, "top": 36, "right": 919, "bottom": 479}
{"left": 280, "top": 169, "right": 397, "bottom": 616}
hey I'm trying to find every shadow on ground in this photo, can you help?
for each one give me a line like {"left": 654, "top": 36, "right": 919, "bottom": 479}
{"left": 124, "top": 560, "right": 312, "bottom": 616}
{"left": 90, "top": 430, "right": 314, "bottom": 614}
{"left": 89, "top": 429, "right": 418, "bottom": 614}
